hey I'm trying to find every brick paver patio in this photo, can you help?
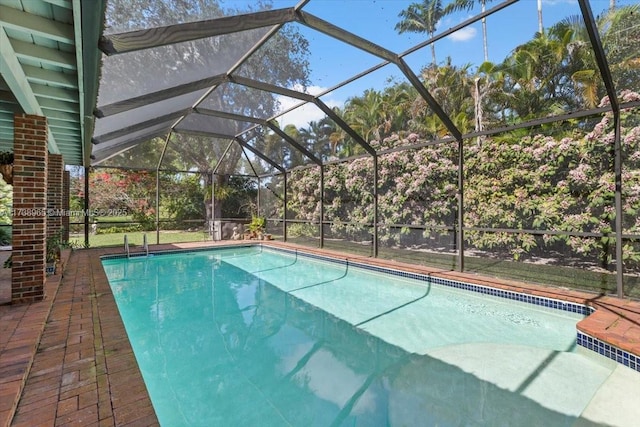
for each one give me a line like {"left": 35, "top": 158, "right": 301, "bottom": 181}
{"left": 1, "top": 241, "right": 639, "bottom": 426}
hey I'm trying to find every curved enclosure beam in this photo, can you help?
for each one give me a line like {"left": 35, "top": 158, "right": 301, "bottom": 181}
{"left": 313, "top": 99, "right": 376, "bottom": 157}
{"left": 294, "top": 11, "right": 398, "bottom": 63}
{"left": 234, "top": 136, "right": 285, "bottom": 173}
{"left": 95, "top": 74, "right": 228, "bottom": 118}
{"left": 265, "top": 121, "right": 322, "bottom": 166}
{"left": 99, "top": 8, "right": 298, "bottom": 55}
{"left": 92, "top": 108, "right": 191, "bottom": 144}
{"left": 294, "top": 10, "right": 462, "bottom": 147}
{"left": 195, "top": 107, "right": 321, "bottom": 166}
{"left": 396, "top": 58, "right": 463, "bottom": 142}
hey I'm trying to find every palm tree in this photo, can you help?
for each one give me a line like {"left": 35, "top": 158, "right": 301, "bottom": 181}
{"left": 299, "top": 117, "right": 339, "bottom": 160}
{"left": 444, "top": 0, "right": 494, "bottom": 62}
{"left": 380, "top": 83, "right": 414, "bottom": 138}
{"left": 407, "top": 59, "right": 476, "bottom": 138}
{"left": 395, "top": 0, "right": 445, "bottom": 66}
{"left": 474, "top": 61, "right": 505, "bottom": 136}
{"left": 345, "top": 89, "right": 386, "bottom": 143}
{"left": 552, "top": 4, "right": 640, "bottom": 107}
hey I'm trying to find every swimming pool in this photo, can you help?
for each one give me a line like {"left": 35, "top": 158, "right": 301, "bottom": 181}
{"left": 102, "top": 245, "right": 629, "bottom": 426}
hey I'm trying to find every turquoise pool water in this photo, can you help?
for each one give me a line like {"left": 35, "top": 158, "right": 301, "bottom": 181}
{"left": 102, "top": 246, "right": 616, "bottom": 426}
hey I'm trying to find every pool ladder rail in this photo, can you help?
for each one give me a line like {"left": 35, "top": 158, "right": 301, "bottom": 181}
{"left": 124, "top": 234, "right": 149, "bottom": 258}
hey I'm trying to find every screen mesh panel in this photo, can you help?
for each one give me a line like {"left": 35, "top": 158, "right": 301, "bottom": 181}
{"left": 90, "top": 0, "right": 640, "bottom": 297}
{"left": 98, "top": 28, "right": 271, "bottom": 105}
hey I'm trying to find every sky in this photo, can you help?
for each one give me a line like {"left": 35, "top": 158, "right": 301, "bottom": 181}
{"left": 273, "top": 0, "right": 638, "bottom": 128}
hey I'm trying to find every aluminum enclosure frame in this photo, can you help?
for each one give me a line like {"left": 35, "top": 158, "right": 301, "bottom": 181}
{"left": 89, "top": 0, "right": 636, "bottom": 296}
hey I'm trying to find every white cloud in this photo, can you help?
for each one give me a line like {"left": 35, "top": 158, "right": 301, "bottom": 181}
{"left": 542, "top": 0, "right": 577, "bottom": 5}
{"left": 276, "top": 85, "right": 345, "bottom": 129}
{"left": 448, "top": 26, "right": 477, "bottom": 42}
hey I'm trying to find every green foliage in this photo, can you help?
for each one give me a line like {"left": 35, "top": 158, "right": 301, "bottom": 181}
{"left": 163, "top": 174, "right": 205, "bottom": 223}
{"left": 0, "top": 151, "right": 13, "bottom": 165}
{"left": 224, "top": 176, "right": 258, "bottom": 218}
{"left": 46, "top": 230, "right": 64, "bottom": 263}
{"left": 395, "top": 0, "right": 445, "bottom": 65}
{"left": 0, "top": 226, "right": 11, "bottom": 245}
{"left": 287, "top": 223, "right": 318, "bottom": 238}
{"left": 0, "top": 178, "right": 11, "bottom": 225}
{"left": 286, "top": 92, "right": 640, "bottom": 271}
{"left": 248, "top": 216, "right": 266, "bottom": 233}
{"left": 97, "top": 224, "right": 143, "bottom": 234}
{"left": 208, "top": 176, "right": 257, "bottom": 219}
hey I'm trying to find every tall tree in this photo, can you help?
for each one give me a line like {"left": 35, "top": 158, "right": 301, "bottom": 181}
{"left": 395, "top": 0, "right": 445, "bottom": 66}
{"left": 599, "top": 4, "right": 640, "bottom": 91}
{"left": 444, "top": 0, "right": 495, "bottom": 62}
{"left": 409, "top": 59, "right": 475, "bottom": 138}
{"left": 344, "top": 89, "right": 386, "bottom": 143}
{"left": 548, "top": 5, "right": 640, "bottom": 108}
{"left": 101, "top": 0, "right": 310, "bottom": 224}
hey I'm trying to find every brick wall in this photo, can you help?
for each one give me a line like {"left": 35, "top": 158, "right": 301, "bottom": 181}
{"left": 12, "top": 114, "right": 48, "bottom": 303}
{"left": 47, "top": 153, "right": 63, "bottom": 238}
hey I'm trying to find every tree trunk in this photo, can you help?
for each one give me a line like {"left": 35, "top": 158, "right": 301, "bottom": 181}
{"left": 204, "top": 172, "right": 229, "bottom": 222}
{"left": 473, "top": 77, "right": 484, "bottom": 146}
{"left": 430, "top": 31, "right": 437, "bottom": 66}
{"left": 481, "top": 1, "right": 488, "bottom": 62}
{"left": 537, "top": 0, "right": 543, "bottom": 34}
{"left": 214, "top": 174, "right": 228, "bottom": 220}
{"left": 203, "top": 172, "right": 213, "bottom": 224}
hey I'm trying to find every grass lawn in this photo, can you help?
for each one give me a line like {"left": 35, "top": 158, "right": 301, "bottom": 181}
{"left": 70, "top": 230, "right": 208, "bottom": 248}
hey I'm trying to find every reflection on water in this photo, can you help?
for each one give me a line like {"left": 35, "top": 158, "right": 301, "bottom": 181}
{"left": 102, "top": 248, "right": 593, "bottom": 427}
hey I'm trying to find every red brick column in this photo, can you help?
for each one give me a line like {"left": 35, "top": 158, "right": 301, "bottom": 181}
{"left": 47, "top": 153, "right": 63, "bottom": 238}
{"left": 62, "top": 170, "right": 70, "bottom": 242}
{"left": 12, "top": 114, "right": 48, "bottom": 303}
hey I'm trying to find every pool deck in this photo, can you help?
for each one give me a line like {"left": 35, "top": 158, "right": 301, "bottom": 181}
{"left": 1, "top": 240, "right": 639, "bottom": 426}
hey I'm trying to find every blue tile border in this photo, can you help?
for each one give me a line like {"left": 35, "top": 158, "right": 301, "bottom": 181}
{"left": 101, "top": 244, "right": 254, "bottom": 260}
{"left": 269, "top": 246, "right": 594, "bottom": 316}
{"left": 102, "top": 243, "right": 640, "bottom": 372}
{"left": 577, "top": 332, "right": 639, "bottom": 373}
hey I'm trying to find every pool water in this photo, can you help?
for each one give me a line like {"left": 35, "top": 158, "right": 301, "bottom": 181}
{"left": 102, "top": 246, "right": 621, "bottom": 426}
